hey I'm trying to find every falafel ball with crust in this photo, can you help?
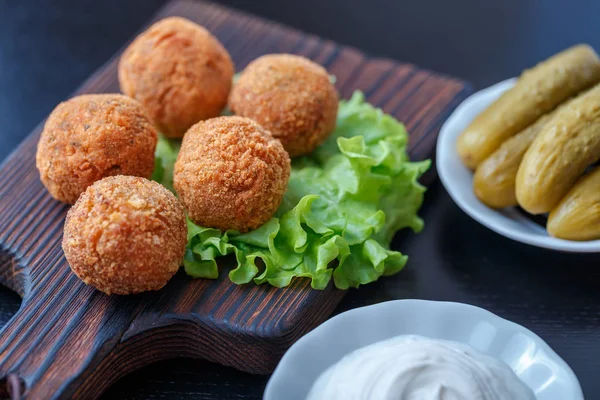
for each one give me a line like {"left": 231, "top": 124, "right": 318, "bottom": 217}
{"left": 63, "top": 176, "right": 187, "bottom": 295}
{"left": 228, "top": 54, "right": 338, "bottom": 157}
{"left": 174, "top": 116, "right": 290, "bottom": 233}
{"left": 36, "top": 94, "right": 157, "bottom": 204}
{"left": 118, "top": 17, "right": 234, "bottom": 138}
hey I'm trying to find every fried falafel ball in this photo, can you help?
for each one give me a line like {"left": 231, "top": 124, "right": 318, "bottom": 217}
{"left": 228, "top": 54, "right": 338, "bottom": 157}
{"left": 174, "top": 116, "right": 290, "bottom": 233}
{"left": 36, "top": 94, "right": 157, "bottom": 204}
{"left": 118, "top": 17, "right": 235, "bottom": 138}
{"left": 62, "top": 176, "right": 187, "bottom": 295}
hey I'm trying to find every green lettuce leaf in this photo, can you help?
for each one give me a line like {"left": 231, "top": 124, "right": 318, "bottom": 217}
{"left": 151, "top": 135, "right": 180, "bottom": 193}
{"left": 154, "top": 91, "right": 429, "bottom": 289}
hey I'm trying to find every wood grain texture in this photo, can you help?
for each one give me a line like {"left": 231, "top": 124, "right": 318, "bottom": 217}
{"left": 0, "top": 0, "right": 471, "bottom": 398}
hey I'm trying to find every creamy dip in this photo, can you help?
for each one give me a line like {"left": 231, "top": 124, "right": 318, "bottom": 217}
{"left": 306, "top": 335, "right": 535, "bottom": 400}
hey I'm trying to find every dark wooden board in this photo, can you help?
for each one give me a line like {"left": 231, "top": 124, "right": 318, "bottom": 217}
{"left": 0, "top": 0, "right": 471, "bottom": 398}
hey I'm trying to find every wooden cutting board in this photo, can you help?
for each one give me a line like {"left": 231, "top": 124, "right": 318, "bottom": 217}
{"left": 0, "top": 0, "right": 471, "bottom": 398}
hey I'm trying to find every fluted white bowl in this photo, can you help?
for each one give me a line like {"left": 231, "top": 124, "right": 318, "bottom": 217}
{"left": 264, "top": 300, "right": 582, "bottom": 400}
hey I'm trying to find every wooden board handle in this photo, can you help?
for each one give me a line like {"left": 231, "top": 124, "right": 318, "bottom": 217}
{"left": 0, "top": 275, "right": 117, "bottom": 399}
{"left": 0, "top": 248, "right": 171, "bottom": 400}
{"left": 0, "top": 262, "right": 247, "bottom": 399}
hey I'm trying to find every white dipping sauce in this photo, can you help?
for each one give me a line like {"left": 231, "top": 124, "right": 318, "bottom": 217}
{"left": 306, "top": 335, "right": 535, "bottom": 400}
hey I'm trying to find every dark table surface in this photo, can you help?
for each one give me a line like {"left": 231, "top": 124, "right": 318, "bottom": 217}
{"left": 2, "top": 0, "right": 600, "bottom": 398}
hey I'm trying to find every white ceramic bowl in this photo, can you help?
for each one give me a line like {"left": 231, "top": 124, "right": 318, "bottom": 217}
{"left": 436, "top": 78, "right": 600, "bottom": 252}
{"left": 264, "top": 300, "right": 582, "bottom": 400}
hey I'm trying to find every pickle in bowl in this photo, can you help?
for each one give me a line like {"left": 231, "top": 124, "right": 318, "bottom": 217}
{"left": 547, "top": 167, "right": 600, "bottom": 241}
{"left": 457, "top": 44, "right": 600, "bottom": 170}
{"left": 516, "top": 82, "right": 600, "bottom": 215}
{"left": 473, "top": 112, "right": 553, "bottom": 209}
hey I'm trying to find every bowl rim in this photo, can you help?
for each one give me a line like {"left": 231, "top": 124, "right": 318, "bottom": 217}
{"left": 264, "top": 299, "right": 583, "bottom": 400}
{"left": 436, "top": 78, "right": 600, "bottom": 253}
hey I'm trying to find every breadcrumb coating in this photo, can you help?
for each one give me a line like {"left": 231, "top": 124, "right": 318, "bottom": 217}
{"left": 119, "top": 17, "right": 234, "bottom": 138}
{"left": 36, "top": 94, "right": 157, "bottom": 204}
{"left": 174, "top": 116, "right": 290, "bottom": 232}
{"left": 62, "top": 176, "right": 187, "bottom": 295}
{"left": 228, "top": 54, "right": 338, "bottom": 157}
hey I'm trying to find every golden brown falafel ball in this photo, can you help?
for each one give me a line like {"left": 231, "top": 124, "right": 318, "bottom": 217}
{"left": 36, "top": 94, "right": 157, "bottom": 204}
{"left": 228, "top": 54, "right": 338, "bottom": 157}
{"left": 62, "top": 176, "right": 187, "bottom": 295}
{"left": 118, "top": 17, "right": 234, "bottom": 138}
{"left": 174, "top": 116, "right": 290, "bottom": 233}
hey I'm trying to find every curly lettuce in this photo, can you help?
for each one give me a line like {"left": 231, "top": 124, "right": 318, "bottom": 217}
{"left": 151, "top": 135, "right": 179, "bottom": 193}
{"left": 154, "top": 91, "right": 429, "bottom": 289}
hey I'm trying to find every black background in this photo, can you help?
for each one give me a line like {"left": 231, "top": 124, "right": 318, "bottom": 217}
{"left": 1, "top": 0, "right": 600, "bottom": 398}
